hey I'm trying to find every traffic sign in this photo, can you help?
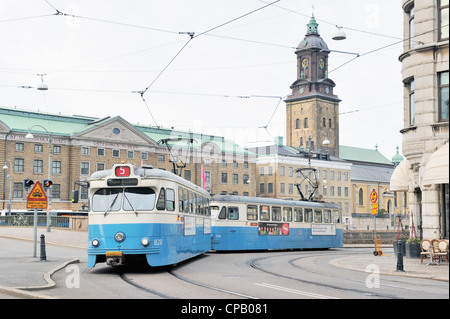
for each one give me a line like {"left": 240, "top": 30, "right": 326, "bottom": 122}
{"left": 371, "top": 202, "right": 378, "bottom": 215}
{"left": 27, "top": 181, "right": 48, "bottom": 209}
{"left": 370, "top": 189, "right": 378, "bottom": 203}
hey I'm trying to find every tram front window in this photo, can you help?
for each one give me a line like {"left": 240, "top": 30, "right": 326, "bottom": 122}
{"left": 92, "top": 187, "right": 156, "bottom": 212}
{"left": 92, "top": 188, "right": 122, "bottom": 212}
{"left": 123, "top": 188, "right": 156, "bottom": 211}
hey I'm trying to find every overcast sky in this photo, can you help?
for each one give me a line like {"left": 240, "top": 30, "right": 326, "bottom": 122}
{"left": 0, "top": 0, "right": 404, "bottom": 160}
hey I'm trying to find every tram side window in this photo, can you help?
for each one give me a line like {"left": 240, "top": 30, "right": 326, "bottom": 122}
{"left": 283, "top": 207, "right": 292, "bottom": 222}
{"left": 156, "top": 188, "right": 166, "bottom": 210}
{"left": 189, "top": 191, "right": 194, "bottom": 213}
{"left": 332, "top": 210, "right": 341, "bottom": 223}
{"left": 211, "top": 205, "right": 219, "bottom": 219}
{"left": 260, "top": 205, "right": 270, "bottom": 221}
{"left": 304, "top": 208, "right": 313, "bottom": 223}
{"left": 247, "top": 205, "right": 258, "bottom": 220}
{"left": 218, "top": 206, "right": 227, "bottom": 219}
{"left": 272, "top": 207, "right": 281, "bottom": 221}
{"left": 323, "top": 209, "right": 331, "bottom": 223}
{"left": 228, "top": 207, "right": 239, "bottom": 220}
{"left": 178, "top": 187, "right": 184, "bottom": 212}
{"left": 294, "top": 208, "right": 303, "bottom": 222}
{"left": 314, "top": 209, "right": 322, "bottom": 223}
{"left": 184, "top": 190, "right": 190, "bottom": 213}
{"left": 166, "top": 188, "right": 175, "bottom": 211}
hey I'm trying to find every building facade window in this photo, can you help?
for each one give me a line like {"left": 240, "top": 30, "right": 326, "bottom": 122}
{"left": 358, "top": 188, "right": 364, "bottom": 206}
{"left": 408, "top": 78, "right": 415, "bottom": 125}
{"left": 34, "top": 160, "right": 43, "bottom": 174}
{"left": 52, "top": 184, "right": 60, "bottom": 199}
{"left": 81, "top": 162, "right": 90, "bottom": 175}
{"left": 34, "top": 144, "right": 43, "bottom": 153}
{"left": 13, "top": 183, "right": 23, "bottom": 199}
{"left": 439, "top": 0, "right": 449, "bottom": 41}
{"left": 439, "top": 71, "right": 449, "bottom": 121}
{"left": 53, "top": 161, "right": 61, "bottom": 175}
{"left": 14, "top": 158, "right": 24, "bottom": 173}
{"left": 15, "top": 143, "right": 24, "bottom": 151}
{"left": 409, "top": 6, "right": 415, "bottom": 48}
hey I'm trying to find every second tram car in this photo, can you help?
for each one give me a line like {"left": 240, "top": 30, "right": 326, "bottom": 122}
{"left": 87, "top": 164, "right": 211, "bottom": 267}
{"left": 210, "top": 195, "right": 343, "bottom": 251}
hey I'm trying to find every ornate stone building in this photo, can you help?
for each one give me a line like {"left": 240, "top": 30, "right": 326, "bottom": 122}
{"left": 391, "top": 0, "right": 449, "bottom": 239}
{"left": 285, "top": 14, "right": 340, "bottom": 157}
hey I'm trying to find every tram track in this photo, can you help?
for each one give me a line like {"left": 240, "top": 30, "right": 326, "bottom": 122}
{"left": 248, "top": 251, "right": 404, "bottom": 299}
{"left": 117, "top": 262, "right": 259, "bottom": 299}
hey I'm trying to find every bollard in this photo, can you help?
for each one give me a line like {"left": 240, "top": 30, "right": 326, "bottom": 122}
{"left": 40, "top": 234, "right": 47, "bottom": 261}
{"left": 396, "top": 240, "right": 404, "bottom": 272}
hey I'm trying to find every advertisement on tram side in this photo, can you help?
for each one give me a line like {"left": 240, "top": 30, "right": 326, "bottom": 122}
{"left": 258, "top": 222, "right": 289, "bottom": 236}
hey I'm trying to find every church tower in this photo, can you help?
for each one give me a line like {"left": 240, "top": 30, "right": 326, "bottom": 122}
{"left": 285, "top": 15, "right": 340, "bottom": 157}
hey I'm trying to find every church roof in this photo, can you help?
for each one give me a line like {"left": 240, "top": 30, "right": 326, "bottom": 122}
{"left": 339, "top": 145, "right": 393, "bottom": 166}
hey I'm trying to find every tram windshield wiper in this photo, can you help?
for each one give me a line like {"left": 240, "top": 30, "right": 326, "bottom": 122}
{"left": 123, "top": 193, "right": 139, "bottom": 216}
{"left": 104, "top": 193, "right": 120, "bottom": 217}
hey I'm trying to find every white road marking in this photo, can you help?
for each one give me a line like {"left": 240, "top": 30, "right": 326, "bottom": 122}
{"left": 255, "top": 283, "right": 339, "bottom": 299}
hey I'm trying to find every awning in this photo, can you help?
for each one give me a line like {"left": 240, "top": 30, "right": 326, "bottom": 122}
{"left": 390, "top": 159, "right": 412, "bottom": 192}
{"left": 421, "top": 143, "right": 449, "bottom": 187}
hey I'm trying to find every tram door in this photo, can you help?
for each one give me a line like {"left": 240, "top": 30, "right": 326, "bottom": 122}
{"left": 217, "top": 205, "right": 241, "bottom": 248}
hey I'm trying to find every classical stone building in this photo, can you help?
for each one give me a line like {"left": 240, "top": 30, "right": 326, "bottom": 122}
{"left": 391, "top": 0, "right": 449, "bottom": 239}
{"left": 0, "top": 107, "right": 256, "bottom": 212}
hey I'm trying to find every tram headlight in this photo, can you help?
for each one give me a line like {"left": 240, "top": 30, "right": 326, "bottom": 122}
{"left": 92, "top": 239, "right": 100, "bottom": 247}
{"left": 141, "top": 238, "right": 149, "bottom": 247}
{"left": 114, "top": 232, "right": 126, "bottom": 243}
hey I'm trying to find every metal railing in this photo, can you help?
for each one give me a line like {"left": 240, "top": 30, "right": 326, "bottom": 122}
{"left": 0, "top": 214, "right": 69, "bottom": 228}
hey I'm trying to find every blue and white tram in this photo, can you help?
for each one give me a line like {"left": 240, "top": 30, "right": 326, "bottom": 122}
{"left": 87, "top": 164, "right": 211, "bottom": 267}
{"left": 210, "top": 195, "right": 343, "bottom": 251}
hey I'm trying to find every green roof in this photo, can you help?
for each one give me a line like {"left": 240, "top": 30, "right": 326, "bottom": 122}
{"left": 0, "top": 106, "right": 94, "bottom": 136}
{"left": 339, "top": 145, "right": 393, "bottom": 165}
{"left": 0, "top": 106, "right": 254, "bottom": 156}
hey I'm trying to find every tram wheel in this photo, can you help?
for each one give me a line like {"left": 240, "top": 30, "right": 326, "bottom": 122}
{"left": 373, "top": 251, "right": 378, "bottom": 256}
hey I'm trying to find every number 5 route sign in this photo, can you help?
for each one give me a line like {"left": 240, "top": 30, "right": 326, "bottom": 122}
{"left": 370, "top": 189, "right": 378, "bottom": 203}
{"left": 27, "top": 181, "right": 48, "bottom": 209}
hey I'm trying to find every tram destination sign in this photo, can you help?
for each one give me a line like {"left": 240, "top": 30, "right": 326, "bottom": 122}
{"left": 107, "top": 178, "right": 139, "bottom": 186}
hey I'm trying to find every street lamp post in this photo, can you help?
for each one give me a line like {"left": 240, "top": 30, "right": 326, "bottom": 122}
{"left": 26, "top": 125, "right": 52, "bottom": 232}
{"left": 2, "top": 160, "right": 12, "bottom": 215}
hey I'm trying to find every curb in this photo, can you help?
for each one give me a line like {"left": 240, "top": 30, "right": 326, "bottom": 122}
{"left": 0, "top": 258, "right": 80, "bottom": 299}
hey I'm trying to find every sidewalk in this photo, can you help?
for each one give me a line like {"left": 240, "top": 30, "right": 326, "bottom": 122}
{"left": 0, "top": 226, "right": 86, "bottom": 299}
{"left": 0, "top": 227, "right": 448, "bottom": 299}
{"left": 330, "top": 248, "right": 449, "bottom": 282}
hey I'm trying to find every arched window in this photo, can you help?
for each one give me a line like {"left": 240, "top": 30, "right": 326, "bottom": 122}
{"left": 358, "top": 188, "right": 364, "bottom": 206}
{"left": 329, "top": 118, "right": 332, "bottom": 128}
{"left": 322, "top": 118, "right": 326, "bottom": 127}
{"left": 296, "top": 119, "right": 300, "bottom": 129}
{"left": 304, "top": 118, "right": 308, "bottom": 128}
{"left": 387, "top": 199, "right": 392, "bottom": 214}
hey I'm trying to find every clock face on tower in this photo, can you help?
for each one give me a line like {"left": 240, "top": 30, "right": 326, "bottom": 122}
{"left": 319, "top": 58, "right": 325, "bottom": 69}
{"left": 301, "top": 58, "right": 309, "bottom": 69}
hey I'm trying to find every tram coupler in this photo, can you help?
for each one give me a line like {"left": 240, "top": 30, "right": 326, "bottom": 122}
{"left": 106, "top": 251, "right": 124, "bottom": 266}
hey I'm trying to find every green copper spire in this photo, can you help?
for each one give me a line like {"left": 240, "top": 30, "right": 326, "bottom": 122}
{"left": 306, "top": 14, "right": 319, "bottom": 35}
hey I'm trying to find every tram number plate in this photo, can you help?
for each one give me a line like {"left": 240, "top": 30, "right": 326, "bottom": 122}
{"left": 153, "top": 239, "right": 163, "bottom": 246}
